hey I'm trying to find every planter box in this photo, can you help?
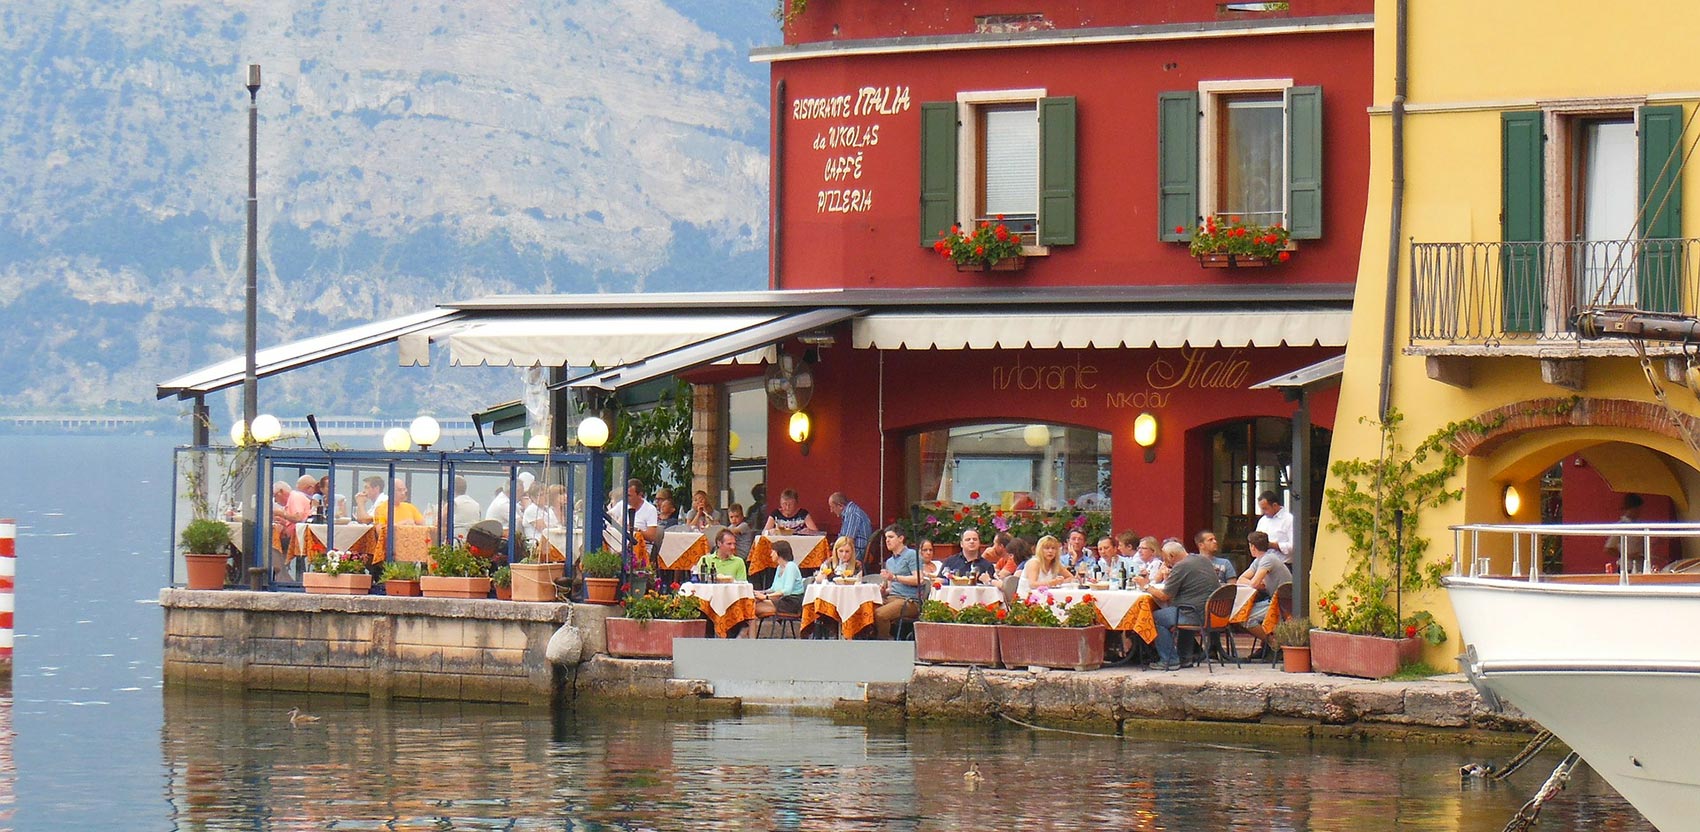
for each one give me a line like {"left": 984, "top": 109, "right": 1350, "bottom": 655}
{"left": 303, "top": 572, "right": 373, "bottom": 595}
{"left": 583, "top": 576, "right": 621, "bottom": 605}
{"left": 955, "top": 255, "right": 1026, "bottom": 272}
{"left": 996, "top": 624, "right": 1106, "bottom": 671}
{"left": 383, "top": 579, "right": 421, "bottom": 597}
{"left": 1196, "top": 252, "right": 1270, "bottom": 269}
{"left": 605, "top": 617, "right": 709, "bottom": 658}
{"left": 512, "top": 562, "right": 566, "bottom": 602}
{"left": 1309, "top": 630, "right": 1420, "bottom": 679}
{"left": 914, "top": 621, "right": 1000, "bottom": 667}
{"left": 419, "top": 576, "right": 492, "bottom": 599}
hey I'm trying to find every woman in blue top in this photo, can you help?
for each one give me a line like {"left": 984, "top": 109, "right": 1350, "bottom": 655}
{"left": 755, "top": 541, "right": 805, "bottom": 617}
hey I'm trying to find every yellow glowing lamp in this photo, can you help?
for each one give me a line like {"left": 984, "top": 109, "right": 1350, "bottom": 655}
{"left": 382, "top": 427, "right": 413, "bottom": 453}
{"left": 528, "top": 434, "right": 551, "bottom": 455}
{"left": 577, "top": 416, "right": 610, "bottom": 449}
{"left": 788, "top": 410, "right": 812, "bottom": 444}
{"left": 727, "top": 430, "right": 741, "bottom": 454}
{"left": 229, "top": 419, "right": 249, "bottom": 447}
{"left": 1503, "top": 485, "right": 1522, "bottom": 517}
{"left": 250, "top": 413, "right": 282, "bottom": 444}
{"left": 1133, "top": 413, "right": 1158, "bottom": 448}
{"left": 1022, "top": 424, "right": 1050, "bottom": 448}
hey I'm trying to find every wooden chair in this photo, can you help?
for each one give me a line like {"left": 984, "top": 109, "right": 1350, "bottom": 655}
{"left": 1174, "top": 583, "right": 1242, "bottom": 673}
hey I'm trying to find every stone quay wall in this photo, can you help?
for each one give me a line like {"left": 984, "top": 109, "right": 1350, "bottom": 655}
{"left": 160, "top": 590, "right": 609, "bottom": 705}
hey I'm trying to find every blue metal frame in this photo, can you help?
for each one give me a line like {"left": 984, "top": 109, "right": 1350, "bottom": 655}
{"left": 171, "top": 446, "right": 626, "bottom": 592}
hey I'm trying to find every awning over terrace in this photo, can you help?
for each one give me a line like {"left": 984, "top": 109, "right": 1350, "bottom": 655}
{"left": 850, "top": 307, "right": 1352, "bottom": 350}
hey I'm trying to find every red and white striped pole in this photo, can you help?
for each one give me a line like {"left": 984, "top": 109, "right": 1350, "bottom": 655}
{"left": 0, "top": 518, "right": 13, "bottom": 665}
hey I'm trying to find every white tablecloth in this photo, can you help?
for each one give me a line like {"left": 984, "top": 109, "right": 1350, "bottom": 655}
{"left": 934, "top": 584, "right": 1003, "bottom": 611}
{"left": 801, "top": 582, "right": 886, "bottom": 639}
{"left": 803, "top": 582, "right": 885, "bottom": 612}
{"left": 749, "top": 533, "right": 831, "bottom": 572}
{"left": 656, "top": 527, "right": 717, "bottom": 570}
{"left": 679, "top": 581, "right": 756, "bottom": 618}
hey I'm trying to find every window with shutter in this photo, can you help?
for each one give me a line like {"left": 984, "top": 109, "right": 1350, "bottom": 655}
{"left": 1172, "top": 80, "right": 1324, "bottom": 241}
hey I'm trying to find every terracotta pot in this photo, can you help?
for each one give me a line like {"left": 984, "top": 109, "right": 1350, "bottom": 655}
{"left": 495, "top": 585, "right": 512, "bottom": 600}
{"left": 914, "top": 621, "right": 1000, "bottom": 667}
{"left": 383, "top": 579, "right": 421, "bottom": 597}
{"left": 511, "top": 562, "right": 566, "bottom": 602}
{"left": 184, "top": 553, "right": 229, "bottom": 590}
{"left": 419, "top": 575, "right": 493, "bottom": 599}
{"left": 1196, "top": 252, "right": 1270, "bottom": 269}
{"left": 1282, "top": 645, "right": 1312, "bottom": 673}
{"left": 1309, "top": 630, "right": 1420, "bottom": 679}
{"left": 303, "top": 572, "right": 374, "bottom": 595}
{"left": 955, "top": 255, "right": 1027, "bottom": 272}
{"left": 996, "top": 624, "right": 1106, "bottom": 671}
{"left": 605, "top": 617, "right": 709, "bottom": 658}
{"left": 583, "top": 576, "right": 622, "bottom": 605}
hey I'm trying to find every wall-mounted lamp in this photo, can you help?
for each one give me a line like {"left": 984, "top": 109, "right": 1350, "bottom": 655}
{"left": 1502, "top": 484, "right": 1522, "bottom": 517}
{"left": 1022, "top": 424, "right": 1051, "bottom": 449}
{"left": 382, "top": 427, "right": 413, "bottom": 453}
{"left": 408, "top": 415, "right": 441, "bottom": 451}
{"left": 728, "top": 430, "right": 742, "bottom": 454}
{"left": 527, "top": 434, "right": 551, "bottom": 455}
{"left": 1133, "top": 412, "right": 1159, "bottom": 462}
{"left": 788, "top": 410, "right": 812, "bottom": 456}
{"left": 577, "top": 415, "right": 610, "bottom": 449}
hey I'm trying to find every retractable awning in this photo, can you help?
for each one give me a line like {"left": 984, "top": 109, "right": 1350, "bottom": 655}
{"left": 850, "top": 308, "right": 1351, "bottom": 350}
{"left": 563, "top": 307, "right": 865, "bottom": 391}
{"left": 420, "top": 312, "right": 782, "bottom": 367}
{"left": 1249, "top": 354, "right": 1347, "bottom": 392}
{"left": 156, "top": 308, "right": 462, "bottom": 400}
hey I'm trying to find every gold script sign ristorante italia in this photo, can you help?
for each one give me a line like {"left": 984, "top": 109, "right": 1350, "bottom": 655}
{"left": 1146, "top": 347, "right": 1251, "bottom": 390}
{"left": 990, "top": 355, "right": 1100, "bottom": 392}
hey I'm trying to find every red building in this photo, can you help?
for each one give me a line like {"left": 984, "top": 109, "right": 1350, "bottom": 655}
{"left": 735, "top": 0, "right": 1372, "bottom": 565}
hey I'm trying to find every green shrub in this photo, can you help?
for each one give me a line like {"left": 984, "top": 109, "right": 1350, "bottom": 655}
{"left": 179, "top": 519, "right": 232, "bottom": 554}
{"left": 920, "top": 600, "right": 957, "bottom": 623}
{"left": 379, "top": 561, "right": 422, "bottom": 582}
{"left": 427, "top": 543, "right": 489, "bottom": 578}
{"left": 953, "top": 603, "right": 1000, "bottom": 625}
{"left": 1274, "top": 616, "right": 1312, "bottom": 647}
{"left": 582, "top": 548, "right": 623, "bottom": 579}
{"left": 622, "top": 591, "right": 702, "bottom": 622}
{"left": 492, "top": 565, "right": 512, "bottom": 588}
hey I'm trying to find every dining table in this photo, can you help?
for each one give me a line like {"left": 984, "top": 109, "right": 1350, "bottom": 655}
{"left": 748, "top": 533, "right": 831, "bottom": 574}
{"left": 1027, "top": 585, "right": 1160, "bottom": 644}
{"left": 932, "top": 582, "right": 1003, "bottom": 612}
{"left": 655, "top": 526, "right": 718, "bottom": 572}
{"left": 801, "top": 581, "right": 885, "bottom": 639}
{"left": 678, "top": 580, "right": 757, "bottom": 638}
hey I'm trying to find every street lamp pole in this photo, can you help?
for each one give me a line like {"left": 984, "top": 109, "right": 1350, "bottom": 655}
{"left": 243, "top": 64, "right": 261, "bottom": 443}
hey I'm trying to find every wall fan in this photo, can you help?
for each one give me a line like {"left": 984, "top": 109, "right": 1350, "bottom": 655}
{"left": 764, "top": 352, "right": 815, "bottom": 412}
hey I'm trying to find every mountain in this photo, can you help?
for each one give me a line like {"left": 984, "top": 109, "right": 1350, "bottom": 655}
{"left": 0, "top": 0, "right": 775, "bottom": 425}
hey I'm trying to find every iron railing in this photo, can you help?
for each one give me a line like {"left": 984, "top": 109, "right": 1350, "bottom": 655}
{"left": 1409, "top": 238, "right": 1700, "bottom": 345}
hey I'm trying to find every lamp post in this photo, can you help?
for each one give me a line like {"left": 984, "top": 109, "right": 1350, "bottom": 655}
{"left": 579, "top": 416, "right": 610, "bottom": 601}
{"left": 242, "top": 64, "right": 261, "bottom": 444}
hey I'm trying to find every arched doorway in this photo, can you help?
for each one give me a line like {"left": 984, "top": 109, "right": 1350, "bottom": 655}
{"left": 1195, "top": 417, "right": 1331, "bottom": 564}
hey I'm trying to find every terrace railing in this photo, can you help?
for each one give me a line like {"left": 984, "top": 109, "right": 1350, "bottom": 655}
{"left": 1409, "top": 238, "right": 1700, "bottom": 347}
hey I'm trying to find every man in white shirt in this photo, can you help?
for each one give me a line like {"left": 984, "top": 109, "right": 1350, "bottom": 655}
{"left": 608, "top": 478, "right": 661, "bottom": 547}
{"left": 1255, "top": 491, "right": 1295, "bottom": 566}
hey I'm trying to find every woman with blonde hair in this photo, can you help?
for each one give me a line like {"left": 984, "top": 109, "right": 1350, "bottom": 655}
{"left": 818, "top": 535, "right": 862, "bottom": 582}
{"left": 1018, "top": 534, "right": 1075, "bottom": 597}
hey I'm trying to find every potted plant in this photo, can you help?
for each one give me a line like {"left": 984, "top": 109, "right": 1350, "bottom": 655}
{"left": 931, "top": 217, "right": 1026, "bottom": 272}
{"left": 379, "top": 560, "right": 423, "bottom": 597}
{"left": 1312, "top": 409, "right": 1455, "bottom": 678}
{"left": 492, "top": 565, "right": 513, "bottom": 600}
{"left": 1185, "top": 214, "right": 1292, "bottom": 269}
{"left": 420, "top": 542, "right": 493, "bottom": 599}
{"left": 1274, "top": 616, "right": 1312, "bottom": 673}
{"left": 581, "top": 548, "right": 623, "bottom": 605}
{"left": 606, "top": 590, "right": 707, "bottom": 658}
{"left": 179, "top": 518, "right": 233, "bottom": 590}
{"left": 996, "top": 594, "right": 1107, "bottom": 671}
{"left": 511, "top": 555, "right": 567, "bottom": 602}
{"left": 303, "top": 549, "right": 374, "bottom": 595}
{"left": 914, "top": 600, "right": 1002, "bottom": 667}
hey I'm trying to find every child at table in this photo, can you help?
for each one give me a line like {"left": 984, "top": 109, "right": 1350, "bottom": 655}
{"left": 725, "top": 503, "right": 755, "bottom": 560}
{"left": 817, "top": 536, "right": 862, "bottom": 582}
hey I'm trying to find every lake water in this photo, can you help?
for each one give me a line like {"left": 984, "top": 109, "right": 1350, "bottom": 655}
{"left": 0, "top": 435, "right": 1657, "bottom": 831}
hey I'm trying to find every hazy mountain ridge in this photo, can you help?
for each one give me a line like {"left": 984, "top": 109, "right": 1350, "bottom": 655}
{"left": 0, "top": 0, "right": 774, "bottom": 421}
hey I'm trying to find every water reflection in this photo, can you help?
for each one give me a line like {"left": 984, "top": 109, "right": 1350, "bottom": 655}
{"left": 161, "top": 690, "right": 1653, "bottom": 831}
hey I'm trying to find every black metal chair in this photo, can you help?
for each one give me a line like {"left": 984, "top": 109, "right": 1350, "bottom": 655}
{"left": 893, "top": 576, "right": 929, "bottom": 641}
{"left": 757, "top": 610, "right": 802, "bottom": 638}
{"left": 1174, "top": 583, "right": 1242, "bottom": 672}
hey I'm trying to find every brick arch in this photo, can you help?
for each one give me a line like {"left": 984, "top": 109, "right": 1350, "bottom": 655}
{"left": 1448, "top": 398, "right": 1700, "bottom": 457}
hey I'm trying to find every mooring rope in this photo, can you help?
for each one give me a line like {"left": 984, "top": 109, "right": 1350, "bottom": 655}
{"left": 1460, "top": 729, "right": 1556, "bottom": 781}
{"left": 1500, "top": 751, "right": 1580, "bottom": 832}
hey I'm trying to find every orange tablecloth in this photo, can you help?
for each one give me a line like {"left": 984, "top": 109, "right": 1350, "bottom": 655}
{"left": 801, "top": 583, "right": 884, "bottom": 639}
{"left": 749, "top": 534, "right": 831, "bottom": 574}
{"left": 656, "top": 529, "right": 712, "bottom": 571}
{"left": 375, "top": 524, "right": 434, "bottom": 563}
{"left": 679, "top": 582, "right": 757, "bottom": 638}
{"left": 1214, "top": 585, "right": 1263, "bottom": 629}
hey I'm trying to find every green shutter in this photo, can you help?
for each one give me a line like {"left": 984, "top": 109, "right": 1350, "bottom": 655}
{"left": 1639, "top": 104, "right": 1685, "bottom": 313}
{"left": 1158, "top": 91, "right": 1199, "bottom": 241}
{"left": 1039, "top": 96, "right": 1077, "bottom": 246}
{"left": 918, "top": 101, "right": 958, "bottom": 246}
{"left": 1286, "top": 85, "right": 1324, "bottom": 240}
{"left": 1501, "top": 110, "right": 1545, "bottom": 333}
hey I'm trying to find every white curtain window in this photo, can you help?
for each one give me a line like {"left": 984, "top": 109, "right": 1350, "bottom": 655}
{"left": 982, "top": 105, "right": 1038, "bottom": 217}
{"left": 1580, "top": 119, "right": 1638, "bottom": 306}
{"left": 1221, "top": 98, "right": 1284, "bottom": 223}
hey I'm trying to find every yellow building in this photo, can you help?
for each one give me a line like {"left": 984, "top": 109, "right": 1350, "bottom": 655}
{"left": 1319, "top": 1, "right": 1700, "bottom": 664}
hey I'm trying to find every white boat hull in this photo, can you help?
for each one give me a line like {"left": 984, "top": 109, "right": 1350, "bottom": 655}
{"left": 1447, "top": 577, "right": 1700, "bottom": 831}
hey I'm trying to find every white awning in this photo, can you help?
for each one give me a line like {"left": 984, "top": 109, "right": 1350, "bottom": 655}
{"left": 851, "top": 309, "right": 1351, "bottom": 350}
{"left": 430, "top": 313, "right": 782, "bottom": 367}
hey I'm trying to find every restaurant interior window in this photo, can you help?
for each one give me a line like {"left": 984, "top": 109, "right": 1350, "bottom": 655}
{"left": 903, "top": 422, "right": 1111, "bottom": 515}
{"left": 1206, "top": 417, "right": 1330, "bottom": 562}
{"left": 726, "top": 381, "right": 769, "bottom": 516}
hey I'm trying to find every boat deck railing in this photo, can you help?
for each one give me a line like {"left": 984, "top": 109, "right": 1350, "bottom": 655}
{"left": 1451, "top": 522, "right": 1700, "bottom": 585}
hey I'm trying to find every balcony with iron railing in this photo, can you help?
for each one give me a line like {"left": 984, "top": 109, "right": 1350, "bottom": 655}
{"left": 1408, "top": 238, "right": 1700, "bottom": 356}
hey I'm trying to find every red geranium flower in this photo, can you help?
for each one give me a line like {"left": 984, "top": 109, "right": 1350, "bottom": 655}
{"left": 996, "top": 608, "right": 1007, "bottom": 620}
{"left": 974, "top": 245, "right": 985, "bottom": 256}
{"left": 969, "top": 491, "right": 980, "bottom": 500}
{"left": 1277, "top": 251, "right": 1291, "bottom": 262}
{"left": 670, "top": 581, "right": 681, "bottom": 590}
{"left": 1082, "top": 594, "right": 1095, "bottom": 604}
{"left": 1406, "top": 625, "right": 1419, "bottom": 639}
{"left": 1064, "top": 595, "right": 1074, "bottom": 604}
{"left": 1175, "top": 225, "right": 1185, "bottom": 234}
